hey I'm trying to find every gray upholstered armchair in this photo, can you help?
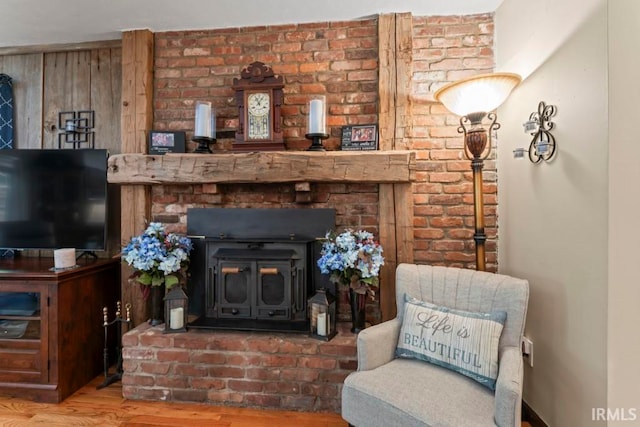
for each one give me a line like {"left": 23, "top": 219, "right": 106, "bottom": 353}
{"left": 342, "top": 264, "right": 529, "bottom": 427}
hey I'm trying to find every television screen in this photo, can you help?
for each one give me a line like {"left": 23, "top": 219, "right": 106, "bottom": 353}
{"left": 0, "top": 149, "right": 108, "bottom": 251}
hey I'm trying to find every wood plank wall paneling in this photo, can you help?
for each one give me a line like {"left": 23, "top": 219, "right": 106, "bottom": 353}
{"left": 378, "top": 13, "right": 414, "bottom": 321}
{"left": 0, "top": 53, "right": 43, "bottom": 149}
{"left": 120, "top": 30, "right": 154, "bottom": 327}
{"left": 91, "top": 47, "right": 123, "bottom": 256}
{"left": 43, "top": 51, "right": 92, "bottom": 149}
{"left": 91, "top": 48, "right": 122, "bottom": 156}
{"left": 1, "top": 46, "right": 121, "bottom": 152}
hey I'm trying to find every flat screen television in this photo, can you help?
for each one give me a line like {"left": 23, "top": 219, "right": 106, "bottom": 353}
{"left": 0, "top": 149, "right": 108, "bottom": 251}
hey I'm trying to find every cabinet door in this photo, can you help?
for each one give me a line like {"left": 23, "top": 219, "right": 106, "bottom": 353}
{"left": 0, "top": 282, "right": 49, "bottom": 384}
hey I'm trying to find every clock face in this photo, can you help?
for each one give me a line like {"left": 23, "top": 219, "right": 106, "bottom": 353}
{"left": 247, "top": 92, "right": 271, "bottom": 140}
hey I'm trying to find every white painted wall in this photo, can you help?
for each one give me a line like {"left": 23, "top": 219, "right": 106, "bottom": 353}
{"left": 607, "top": 0, "right": 640, "bottom": 425}
{"left": 496, "top": 0, "right": 610, "bottom": 425}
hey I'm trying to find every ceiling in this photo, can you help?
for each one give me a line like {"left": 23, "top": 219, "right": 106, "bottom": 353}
{"left": 0, "top": 0, "right": 503, "bottom": 49}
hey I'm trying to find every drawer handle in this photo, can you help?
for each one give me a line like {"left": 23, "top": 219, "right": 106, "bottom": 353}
{"left": 222, "top": 267, "right": 242, "bottom": 274}
{"left": 231, "top": 308, "right": 239, "bottom": 315}
{"left": 259, "top": 267, "right": 278, "bottom": 275}
{"left": 268, "top": 311, "right": 275, "bottom": 317}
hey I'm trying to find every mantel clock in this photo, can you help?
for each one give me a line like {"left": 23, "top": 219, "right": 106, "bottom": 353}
{"left": 232, "top": 62, "right": 284, "bottom": 151}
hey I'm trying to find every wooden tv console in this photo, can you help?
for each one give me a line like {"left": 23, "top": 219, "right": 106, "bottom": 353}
{"left": 0, "top": 256, "right": 119, "bottom": 402}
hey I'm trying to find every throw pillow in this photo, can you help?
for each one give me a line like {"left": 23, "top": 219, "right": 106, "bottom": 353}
{"left": 395, "top": 294, "right": 506, "bottom": 390}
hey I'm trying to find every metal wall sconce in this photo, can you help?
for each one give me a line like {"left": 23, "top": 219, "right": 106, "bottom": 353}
{"left": 58, "top": 110, "right": 95, "bottom": 149}
{"left": 514, "top": 101, "right": 557, "bottom": 163}
{"left": 193, "top": 100, "right": 216, "bottom": 153}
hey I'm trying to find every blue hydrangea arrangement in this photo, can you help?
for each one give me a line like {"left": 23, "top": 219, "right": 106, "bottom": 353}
{"left": 122, "top": 223, "right": 193, "bottom": 296}
{"left": 317, "top": 229, "right": 384, "bottom": 299}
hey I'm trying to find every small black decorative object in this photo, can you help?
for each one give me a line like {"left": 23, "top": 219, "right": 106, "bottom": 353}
{"left": 308, "top": 288, "right": 337, "bottom": 341}
{"left": 164, "top": 286, "right": 188, "bottom": 334}
{"left": 149, "top": 130, "right": 186, "bottom": 155}
{"left": 149, "top": 285, "right": 165, "bottom": 326}
{"left": 193, "top": 136, "right": 216, "bottom": 153}
{"left": 97, "top": 301, "right": 132, "bottom": 389}
{"left": 306, "top": 132, "right": 329, "bottom": 152}
{"left": 349, "top": 289, "right": 366, "bottom": 334}
{"left": 58, "top": 110, "right": 95, "bottom": 149}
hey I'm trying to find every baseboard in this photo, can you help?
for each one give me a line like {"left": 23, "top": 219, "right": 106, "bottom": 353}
{"left": 523, "top": 400, "right": 549, "bottom": 427}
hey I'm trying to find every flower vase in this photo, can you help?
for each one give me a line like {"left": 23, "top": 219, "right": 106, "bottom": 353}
{"left": 349, "top": 288, "right": 366, "bottom": 333}
{"left": 149, "top": 284, "right": 165, "bottom": 326}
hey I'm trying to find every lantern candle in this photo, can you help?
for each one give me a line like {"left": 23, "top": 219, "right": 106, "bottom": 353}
{"left": 170, "top": 307, "right": 184, "bottom": 330}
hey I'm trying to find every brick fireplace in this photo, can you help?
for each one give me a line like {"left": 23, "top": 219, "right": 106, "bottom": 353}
{"left": 114, "top": 11, "right": 498, "bottom": 413}
{"left": 122, "top": 322, "right": 356, "bottom": 412}
{"left": 121, "top": 204, "right": 358, "bottom": 413}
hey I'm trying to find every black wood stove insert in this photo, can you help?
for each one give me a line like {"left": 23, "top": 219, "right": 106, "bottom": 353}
{"left": 186, "top": 208, "right": 335, "bottom": 333}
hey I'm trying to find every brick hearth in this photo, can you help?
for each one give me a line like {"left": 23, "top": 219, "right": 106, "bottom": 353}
{"left": 121, "top": 322, "right": 357, "bottom": 413}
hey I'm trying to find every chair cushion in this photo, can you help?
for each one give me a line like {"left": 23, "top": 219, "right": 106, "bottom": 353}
{"left": 395, "top": 294, "right": 506, "bottom": 390}
{"left": 342, "top": 358, "right": 496, "bottom": 427}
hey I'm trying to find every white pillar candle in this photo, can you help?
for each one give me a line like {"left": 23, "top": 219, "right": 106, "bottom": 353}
{"left": 317, "top": 312, "right": 327, "bottom": 336}
{"left": 170, "top": 307, "right": 184, "bottom": 330}
{"left": 308, "top": 98, "right": 326, "bottom": 134}
{"left": 194, "top": 101, "right": 212, "bottom": 138}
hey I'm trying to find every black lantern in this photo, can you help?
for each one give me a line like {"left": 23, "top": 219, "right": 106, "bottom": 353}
{"left": 164, "top": 286, "right": 188, "bottom": 334}
{"left": 308, "top": 288, "right": 337, "bottom": 341}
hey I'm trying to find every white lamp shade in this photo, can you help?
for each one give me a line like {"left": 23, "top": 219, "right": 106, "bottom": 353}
{"left": 434, "top": 72, "right": 521, "bottom": 116}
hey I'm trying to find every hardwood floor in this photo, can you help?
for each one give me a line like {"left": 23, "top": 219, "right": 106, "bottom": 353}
{"left": 0, "top": 375, "right": 346, "bottom": 426}
{"left": 0, "top": 375, "right": 534, "bottom": 426}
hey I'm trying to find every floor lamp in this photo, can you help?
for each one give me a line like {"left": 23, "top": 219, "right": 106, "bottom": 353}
{"left": 434, "top": 73, "right": 521, "bottom": 271}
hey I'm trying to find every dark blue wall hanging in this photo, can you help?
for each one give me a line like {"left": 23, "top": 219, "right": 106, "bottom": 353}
{"left": 0, "top": 73, "right": 15, "bottom": 258}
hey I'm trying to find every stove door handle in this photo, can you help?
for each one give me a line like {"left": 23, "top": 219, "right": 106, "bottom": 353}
{"left": 221, "top": 267, "right": 243, "bottom": 274}
{"left": 259, "top": 267, "right": 279, "bottom": 275}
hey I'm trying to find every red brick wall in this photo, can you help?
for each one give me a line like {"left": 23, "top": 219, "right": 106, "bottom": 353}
{"left": 410, "top": 13, "right": 497, "bottom": 270}
{"left": 153, "top": 19, "right": 378, "bottom": 151}
{"left": 123, "top": 322, "right": 357, "bottom": 412}
{"left": 150, "top": 13, "right": 497, "bottom": 319}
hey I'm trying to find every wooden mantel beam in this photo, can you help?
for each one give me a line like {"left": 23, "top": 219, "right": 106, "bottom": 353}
{"left": 108, "top": 151, "right": 417, "bottom": 185}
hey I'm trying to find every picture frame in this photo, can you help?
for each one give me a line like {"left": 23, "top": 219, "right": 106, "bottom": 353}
{"left": 340, "top": 124, "right": 378, "bottom": 151}
{"left": 148, "top": 130, "right": 186, "bottom": 155}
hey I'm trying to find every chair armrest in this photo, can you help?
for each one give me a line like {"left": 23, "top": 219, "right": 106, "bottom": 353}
{"left": 494, "top": 345, "right": 524, "bottom": 427}
{"left": 356, "top": 318, "right": 401, "bottom": 371}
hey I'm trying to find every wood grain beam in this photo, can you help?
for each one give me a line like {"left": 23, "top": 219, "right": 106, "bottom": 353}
{"left": 378, "top": 13, "right": 414, "bottom": 322}
{"left": 120, "top": 30, "right": 154, "bottom": 327}
{"left": 107, "top": 151, "right": 417, "bottom": 185}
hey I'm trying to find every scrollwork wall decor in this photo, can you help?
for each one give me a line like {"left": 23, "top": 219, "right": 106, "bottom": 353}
{"left": 525, "top": 101, "right": 557, "bottom": 163}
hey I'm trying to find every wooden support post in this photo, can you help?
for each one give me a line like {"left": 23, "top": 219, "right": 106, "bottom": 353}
{"left": 120, "top": 30, "right": 154, "bottom": 327}
{"left": 378, "top": 13, "right": 414, "bottom": 321}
